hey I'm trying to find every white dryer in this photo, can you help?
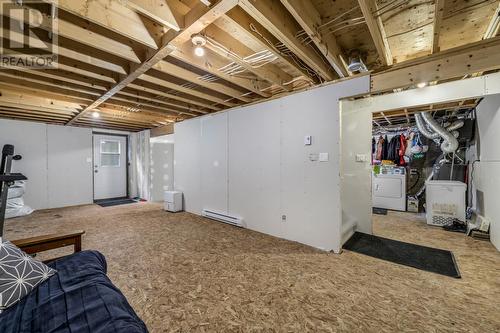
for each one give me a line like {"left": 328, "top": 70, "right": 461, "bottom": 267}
{"left": 372, "top": 166, "right": 406, "bottom": 211}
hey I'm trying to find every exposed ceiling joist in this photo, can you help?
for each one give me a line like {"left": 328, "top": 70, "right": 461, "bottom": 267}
{"left": 371, "top": 36, "right": 500, "bottom": 93}
{"left": 279, "top": 0, "right": 348, "bottom": 77}
{"left": 153, "top": 60, "right": 252, "bottom": 103}
{"left": 125, "top": 0, "right": 180, "bottom": 31}
{"left": 204, "top": 24, "right": 294, "bottom": 91}
{"left": 239, "top": 0, "right": 335, "bottom": 81}
{"left": 223, "top": 7, "right": 315, "bottom": 82}
{"left": 3, "top": 7, "right": 142, "bottom": 63}
{"left": 484, "top": 3, "right": 500, "bottom": 39}
{"left": 358, "top": 0, "right": 393, "bottom": 66}
{"left": 170, "top": 44, "right": 271, "bottom": 97}
{"left": 432, "top": 0, "right": 445, "bottom": 53}
{"left": 53, "top": 0, "right": 160, "bottom": 49}
{"left": 67, "top": 0, "right": 240, "bottom": 125}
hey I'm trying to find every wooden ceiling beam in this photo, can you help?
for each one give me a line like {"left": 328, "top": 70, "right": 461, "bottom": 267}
{"left": 53, "top": 0, "right": 160, "bottom": 49}
{"left": 484, "top": 3, "right": 500, "bottom": 39}
{"left": 4, "top": 6, "right": 142, "bottom": 63}
{"left": 126, "top": 82, "right": 218, "bottom": 111}
{"left": 239, "top": 0, "right": 335, "bottom": 81}
{"left": 0, "top": 87, "right": 82, "bottom": 113}
{"left": 125, "top": 0, "right": 180, "bottom": 31}
{"left": 371, "top": 36, "right": 500, "bottom": 93}
{"left": 223, "top": 7, "right": 315, "bottom": 81}
{"left": 279, "top": 0, "right": 348, "bottom": 77}
{"left": 358, "top": 0, "right": 393, "bottom": 66}
{"left": 67, "top": 0, "right": 239, "bottom": 125}
{"left": 203, "top": 24, "right": 294, "bottom": 91}
{"left": 170, "top": 43, "right": 271, "bottom": 97}
{"left": 109, "top": 95, "right": 200, "bottom": 117}
{"left": 0, "top": 71, "right": 103, "bottom": 96}
{"left": 153, "top": 60, "right": 252, "bottom": 102}
{"left": 140, "top": 73, "right": 235, "bottom": 107}
{"left": 117, "top": 90, "right": 210, "bottom": 114}
{"left": 0, "top": 80, "right": 94, "bottom": 104}
{"left": 432, "top": 0, "right": 445, "bottom": 53}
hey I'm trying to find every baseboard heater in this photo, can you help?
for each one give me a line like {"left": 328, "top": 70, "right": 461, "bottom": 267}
{"left": 201, "top": 209, "right": 243, "bottom": 227}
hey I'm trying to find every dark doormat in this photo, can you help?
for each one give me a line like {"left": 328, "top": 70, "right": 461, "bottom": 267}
{"left": 343, "top": 232, "right": 461, "bottom": 278}
{"left": 95, "top": 198, "right": 138, "bottom": 207}
{"left": 372, "top": 207, "right": 388, "bottom": 215}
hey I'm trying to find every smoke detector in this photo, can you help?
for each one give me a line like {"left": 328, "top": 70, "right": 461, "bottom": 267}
{"left": 191, "top": 34, "right": 207, "bottom": 57}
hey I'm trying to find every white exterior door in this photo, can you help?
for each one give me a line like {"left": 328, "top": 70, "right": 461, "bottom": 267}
{"left": 93, "top": 134, "right": 127, "bottom": 200}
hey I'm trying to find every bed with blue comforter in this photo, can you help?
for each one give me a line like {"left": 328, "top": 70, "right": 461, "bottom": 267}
{"left": 0, "top": 250, "right": 148, "bottom": 333}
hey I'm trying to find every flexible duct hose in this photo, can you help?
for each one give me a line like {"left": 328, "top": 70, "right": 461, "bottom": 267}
{"left": 415, "top": 113, "right": 440, "bottom": 139}
{"left": 446, "top": 120, "right": 465, "bottom": 132}
{"left": 420, "top": 112, "right": 459, "bottom": 153}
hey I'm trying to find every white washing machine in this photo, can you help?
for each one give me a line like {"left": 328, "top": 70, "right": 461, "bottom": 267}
{"left": 372, "top": 166, "right": 406, "bottom": 211}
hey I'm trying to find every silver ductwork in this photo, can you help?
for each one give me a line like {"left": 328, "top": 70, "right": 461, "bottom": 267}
{"left": 420, "top": 112, "right": 460, "bottom": 153}
{"left": 415, "top": 113, "right": 440, "bottom": 139}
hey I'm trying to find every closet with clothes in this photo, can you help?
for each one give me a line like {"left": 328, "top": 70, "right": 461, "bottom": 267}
{"left": 371, "top": 105, "right": 481, "bottom": 237}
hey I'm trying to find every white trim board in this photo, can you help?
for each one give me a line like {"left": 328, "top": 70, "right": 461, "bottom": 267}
{"left": 342, "top": 72, "right": 500, "bottom": 114}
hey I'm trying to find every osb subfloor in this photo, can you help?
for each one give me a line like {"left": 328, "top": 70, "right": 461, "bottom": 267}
{"left": 4, "top": 204, "right": 500, "bottom": 332}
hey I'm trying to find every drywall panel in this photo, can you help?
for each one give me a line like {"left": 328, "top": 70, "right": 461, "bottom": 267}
{"left": 0, "top": 119, "right": 48, "bottom": 210}
{"left": 280, "top": 80, "right": 369, "bottom": 250}
{"left": 340, "top": 99, "right": 373, "bottom": 239}
{"left": 47, "top": 125, "right": 93, "bottom": 208}
{"left": 175, "top": 76, "right": 370, "bottom": 252}
{"left": 200, "top": 113, "right": 228, "bottom": 213}
{"left": 228, "top": 99, "right": 283, "bottom": 238}
{"left": 174, "top": 119, "right": 202, "bottom": 214}
{"left": 150, "top": 135, "right": 174, "bottom": 202}
{"left": 475, "top": 94, "right": 500, "bottom": 251}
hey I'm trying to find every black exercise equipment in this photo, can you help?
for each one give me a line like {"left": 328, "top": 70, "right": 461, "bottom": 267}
{"left": 0, "top": 144, "right": 27, "bottom": 238}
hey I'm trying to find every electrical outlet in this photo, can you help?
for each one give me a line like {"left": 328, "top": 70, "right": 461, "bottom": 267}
{"left": 281, "top": 215, "right": 287, "bottom": 222}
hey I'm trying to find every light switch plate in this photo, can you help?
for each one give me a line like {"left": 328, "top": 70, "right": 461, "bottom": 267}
{"left": 319, "top": 153, "right": 329, "bottom": 162}
{"left": 304, "top": 135, "right": 312, "bottom": 145}
{"left": 355, "top": 154, "right": 368, "bottom": 162}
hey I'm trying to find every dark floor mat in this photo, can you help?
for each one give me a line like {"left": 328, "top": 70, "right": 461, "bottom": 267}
{"left": 95, "top": 198, "right": 138, "bottom": 207}
{"left": 343, "top": 232, "right": 461, "bottom": 278}
{"left": 372, "top": 207, "right": 388, "bottom": 215}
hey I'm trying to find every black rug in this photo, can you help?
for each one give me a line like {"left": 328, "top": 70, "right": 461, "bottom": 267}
{"left": 372, "top": 207, "right": 388, "bottom": 215}
{"left": 95, "top": 198, "right": 138, "bottom": 207}
{"left": 343, "top": 232, "right": 461, "bottom": 278}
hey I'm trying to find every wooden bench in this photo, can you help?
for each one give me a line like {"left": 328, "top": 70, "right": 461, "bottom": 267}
{"left": 12, "top": 231, "right": 85, "bottom": 263}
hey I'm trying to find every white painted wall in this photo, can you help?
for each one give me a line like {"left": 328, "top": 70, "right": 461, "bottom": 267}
{"left": 150, "top": 135, "right": 174, "bottom": 202}
{"left": 340, "top": 101, "right": 373, "bottom": 241}
{"left": 0, "top": 119, "right": 127, "bottom": 210}
{"left": 174, "top": 76, "right": 370, "bottom": 252}
{"left": 47, "top": 125, "right": 93, "bottom": 208}
{"left": 475, "top": 94, "right": 500, "bottom": 251}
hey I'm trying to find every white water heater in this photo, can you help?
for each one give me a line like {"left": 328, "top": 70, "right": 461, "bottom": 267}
{"left": 425, "top": 180, "right": 466, "bottom": 226}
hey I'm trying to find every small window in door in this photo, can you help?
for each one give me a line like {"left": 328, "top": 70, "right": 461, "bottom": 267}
{"left": 100, "top": 140, "right": 121, "bottom": 167}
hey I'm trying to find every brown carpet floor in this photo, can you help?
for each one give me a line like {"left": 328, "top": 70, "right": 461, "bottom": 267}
{"left": 4, "top": 203, "right": 500, "bottom": 332}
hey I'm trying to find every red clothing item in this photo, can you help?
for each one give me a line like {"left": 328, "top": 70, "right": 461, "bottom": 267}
{"left": 398, "top": 134, "right": 407, "bottom": 166}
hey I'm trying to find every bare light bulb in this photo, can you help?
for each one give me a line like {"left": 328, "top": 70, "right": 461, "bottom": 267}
{"left": 194, "top": 45, "right": 205, "bottom": 57}
{"left": 92, "top": 111, "right": 100, "bottom": 118}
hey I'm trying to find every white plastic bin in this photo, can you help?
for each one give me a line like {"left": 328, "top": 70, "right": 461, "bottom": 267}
{"left": 164, "top": 191, "right": 183, "bottom": 212}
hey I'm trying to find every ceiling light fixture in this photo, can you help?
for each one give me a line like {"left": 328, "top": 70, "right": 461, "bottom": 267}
{"left": 92, "top": 111, "right": 100, "bottom": 118}
{"left": 191, "top": 34, "right": 207, "bottom": 57}
{"left": 417, "top": 82, "right": 427, "bottom": 88}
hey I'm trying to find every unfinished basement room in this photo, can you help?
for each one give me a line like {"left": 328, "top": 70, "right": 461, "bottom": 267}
{"left": 0, "top": 0, "right": 500, "bottom": 332}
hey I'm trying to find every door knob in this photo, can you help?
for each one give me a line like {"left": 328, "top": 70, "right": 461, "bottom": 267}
{"left": 94, "top": 170, "right": 98, "bottom": 173}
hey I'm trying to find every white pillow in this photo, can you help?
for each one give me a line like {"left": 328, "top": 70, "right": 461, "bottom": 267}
{"left": 0, "top": 239, "right": 56, "bottom": 313}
